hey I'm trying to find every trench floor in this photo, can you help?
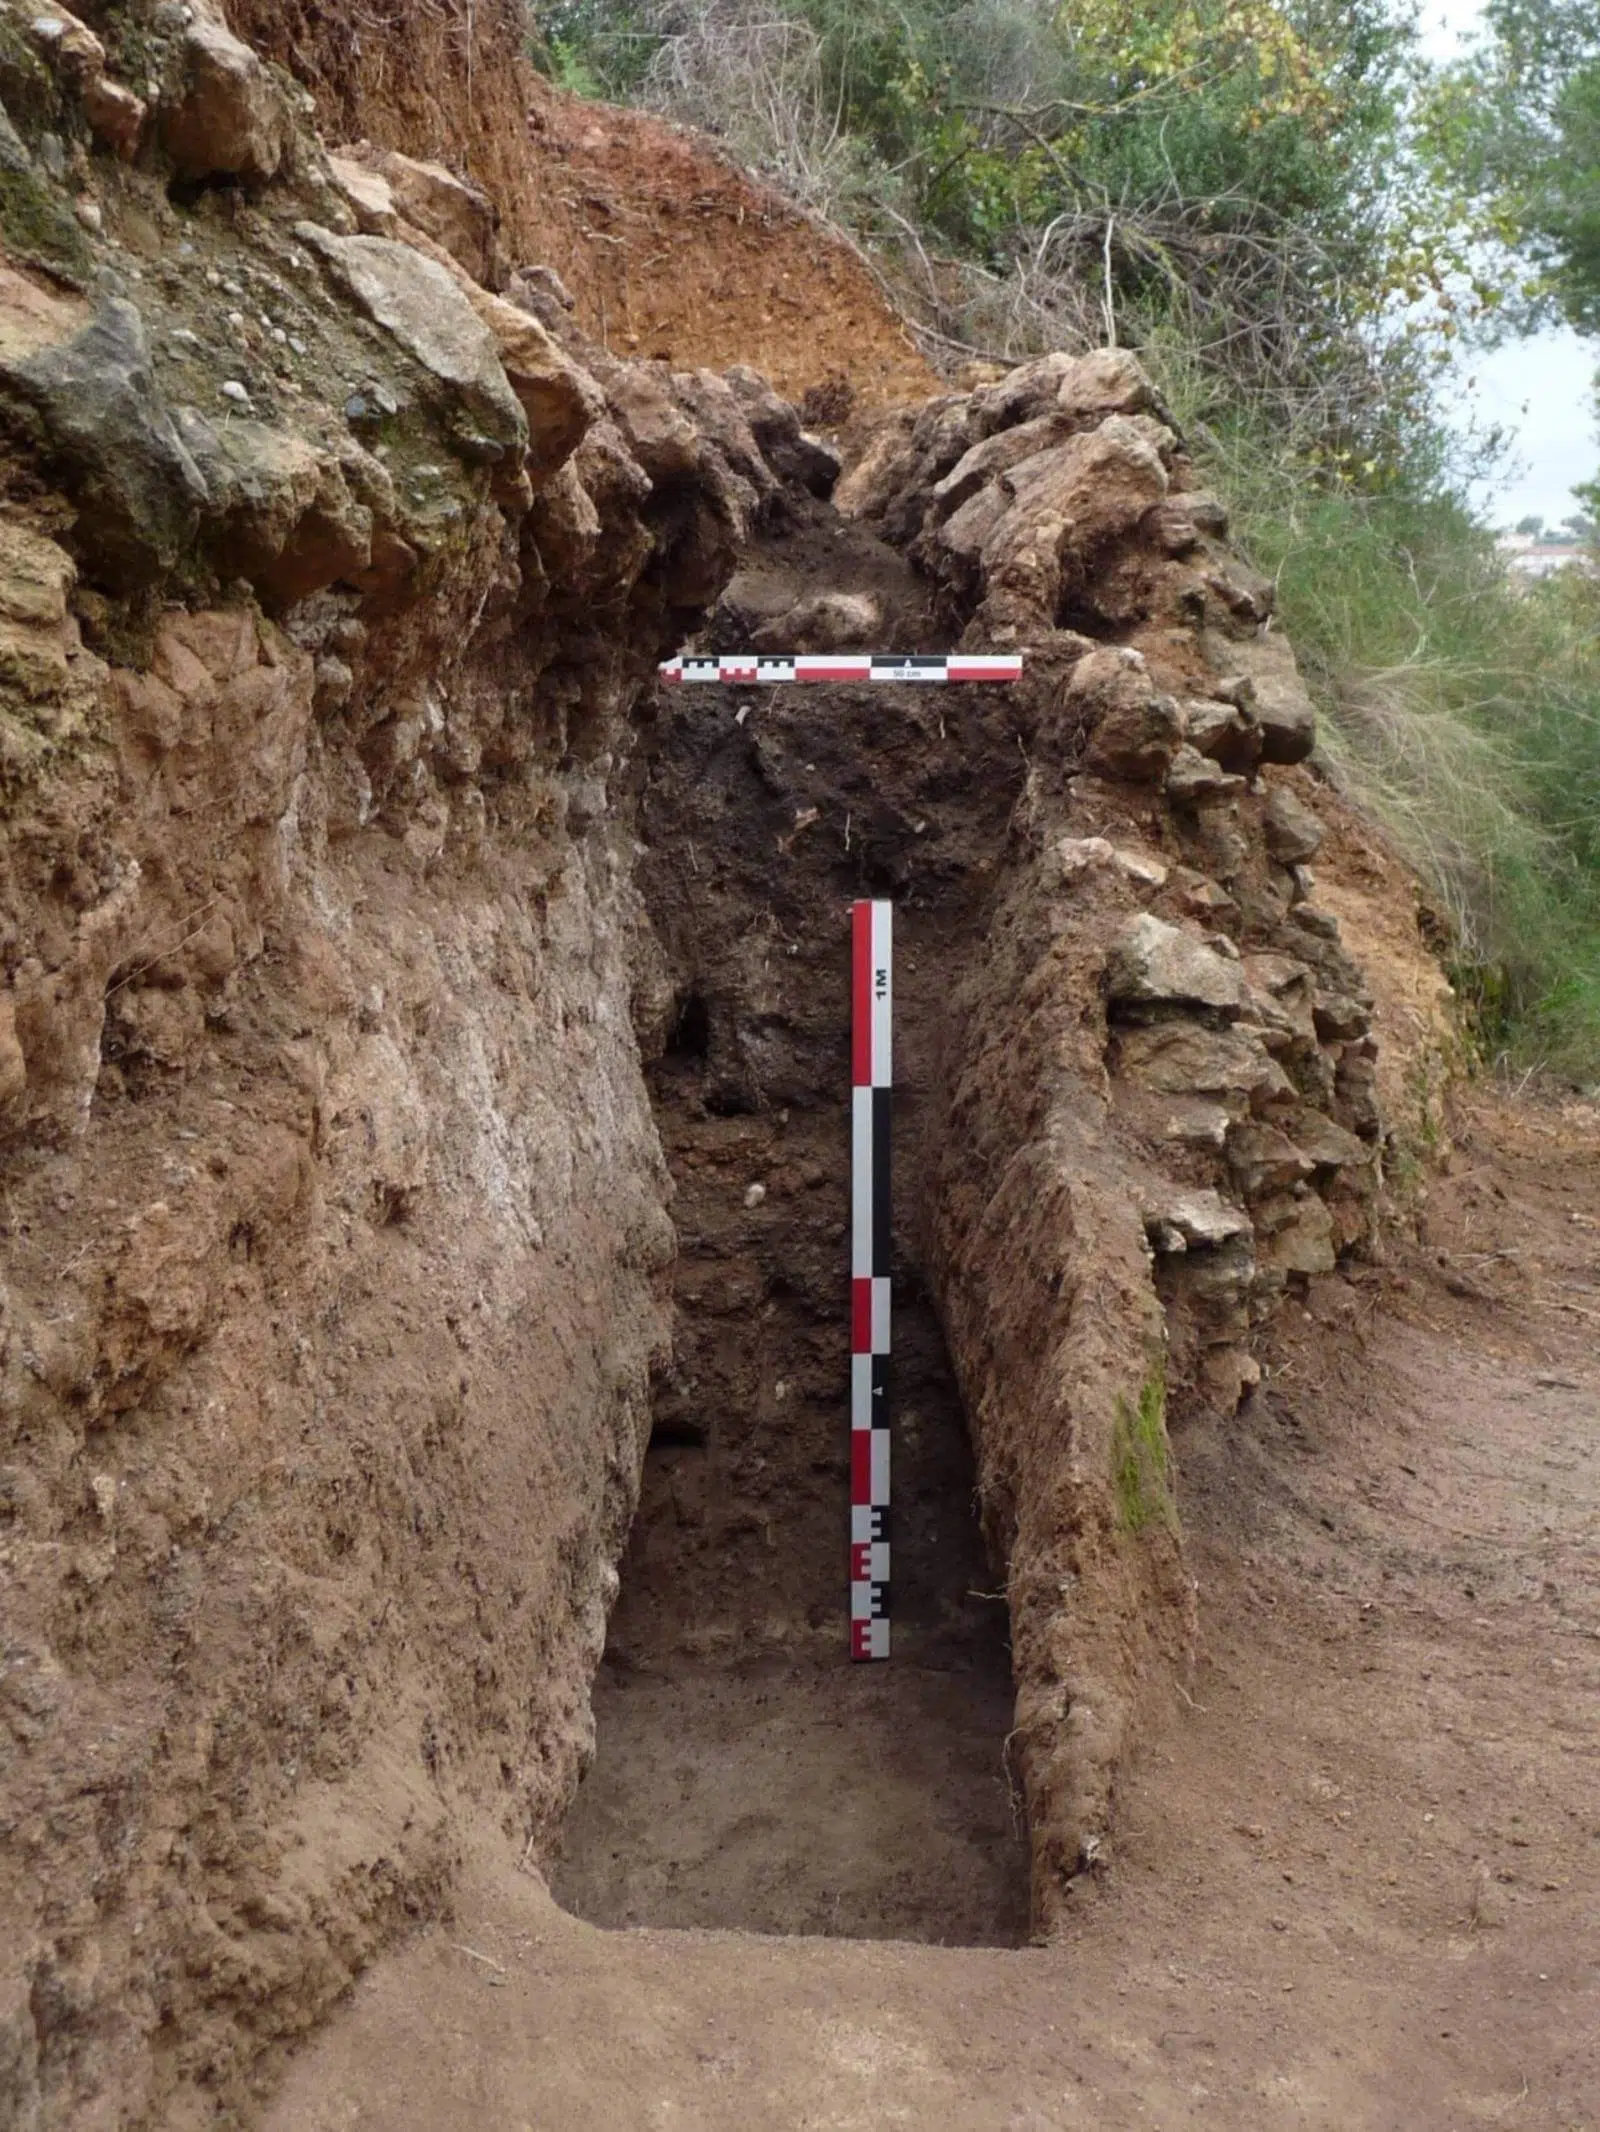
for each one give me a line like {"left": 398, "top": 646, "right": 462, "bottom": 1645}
{"left": 548, "top": 1113, "right": 1030, "bottom": 1948}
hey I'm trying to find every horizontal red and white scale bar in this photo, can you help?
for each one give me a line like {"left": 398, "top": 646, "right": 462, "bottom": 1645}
{"left": 660, "top": 653, "right": 1025, "bottom": 686}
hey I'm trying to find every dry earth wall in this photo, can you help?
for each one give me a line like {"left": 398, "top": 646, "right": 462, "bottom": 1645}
{"left": 0, "top": 1, "right": 1451, "bottom": 2120}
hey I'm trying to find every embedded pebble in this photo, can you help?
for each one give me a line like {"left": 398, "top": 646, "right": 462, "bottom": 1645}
{"left": 288, "top": 336, "right": 307, "bottom": 356}
{"left": 743, "top": 1182, "right": 766, "bottom": 1209}
{"left": 220, "top": 380, "right": 251, "bottom": 406}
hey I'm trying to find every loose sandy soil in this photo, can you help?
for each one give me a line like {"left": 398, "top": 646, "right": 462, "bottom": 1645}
{"left": 264, "top": 1086, "right": 1599, "bottom": 2130}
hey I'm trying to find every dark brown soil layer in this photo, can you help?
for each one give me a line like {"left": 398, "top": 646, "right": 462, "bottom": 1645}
{"left": 549, "top": 501, "right": 1034, "bottom": 1944}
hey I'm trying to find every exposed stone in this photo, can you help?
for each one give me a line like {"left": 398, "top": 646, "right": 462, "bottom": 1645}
{"left": 1288, "top": 1108, "right": 1369, "bottom": 1171}
{"left": 1166, "top": 743, "right": 1246, "bottom": 805}
{"left": 1174, "top": 871, "right": 1237, "bottom": 920}
{"left": 4, "top": 295, "right": 207, "bottom": 589}
{"left": 1227, "top": 1121, "right": 1313, "bottom": 1198}
{"left": 377, "top": 149, "right": 499, "bottom": 286}
{"left": 1054, "top": 347, "right": 1159, "bottom": 425}
{"left": 1264, "top": 785, "right": 1326, "bottom": 862}
{"left": 1143, "top": 1189, "right": 1251, "bottom": 1253}
{"left": 82, "top": 76, "right": 145, "bottom": 159}
{"left": 1291, "top": 904, "right": 1342, "bottom": 942}
{"left": 605, "top": 363, "right": 700, "bottom": 483}
{"left": 1056, "top": 835, "right": 1114, "bottom": 876}
{"left": 1115, "top": 1020, "right": 1293, "bottom": 1112}
{"left": 1313, "top": 992, "right": 1371, "bottom": 1043}
{"left": 1112, "top": 846, "right": 1169, "bottom": 889}
{"left": 159, "top": 15, "right": 289, "bottom": 184}
{"left": 1073, "top": 648, "right": 1183, "bottom": 781}
{"left": 1183, "top": 694, "right": 1262, "bottom": 773}
{"left": 831, "top": 405, "right": 919, "bottom": 522}
{"left": 295, "top": 226, "right": 526, "bottom": 460}
{"left": 468, "top": 285, "right": 600, "bottom": 470}
{"left": 1107, "top": 914, "right": 1248, "bottom": 1015}
{"left": 173, "top": 410, "right": 376, "bottom": 607}
{"left": 23, "top": 5, "right": 105, "bottom": 89}
{"left": 1254, "top": 1189, "right": 1337, "bottom": 1276}
{"left": 1207, "top": 628, "right": 1318, "bottom": 763}
{"left": 1240, "top": 952, "right": 1317, "bottom": 1054}
{"left": 928, "top": 417, "right": 1172, "bottom": 636}
{"left": 1159, "top": 1098, "right": 1233, "bottom": 1149}
{"left": 750, "top": 591, "right": 881, "bottom": 653}
{"left": 1335, "top": 1042, "right": 1383, "bottom": 1139}
{"left": 967, "top": 348, "right": 1153, "bottom": 436}
{"left": 326, "top": 153, "right": 398, "bottom": 236}
{"left": 0, "top": 518, "right": 102, "bottom": 785}
{"left": 510, "top": 264, "right": 576, "bottom": 318}
{"left": 725, "top": 365, "right": 839, "bottom": 495}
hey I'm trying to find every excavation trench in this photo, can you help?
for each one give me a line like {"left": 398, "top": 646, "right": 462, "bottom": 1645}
{"left": 549, "top": 502, "right": 1034, "bottom": 1945}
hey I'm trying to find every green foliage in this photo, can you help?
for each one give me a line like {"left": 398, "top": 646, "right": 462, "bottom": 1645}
{"left": 1419, "top": 0, "right": 1600, "bottom": 335}
{"left": 542, "top": 0, "right": 1489, "bottom": 463}
{"left": 534, "top": 0, "right": 1600, "bottom": 1075}
{"left": 1160, "top": 372, "right": 1600, "bottom": 1078}
{"left": 1112, "top": 1365, "right": 1174, "bottom": 1536}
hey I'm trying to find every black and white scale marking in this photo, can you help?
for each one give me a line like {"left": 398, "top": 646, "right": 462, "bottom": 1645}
{"left": 659, "top": 652, "right": 1025, "bottom": 686}
{"left": 663, "top": 652, "right": 1022, "bottom": 1657}
{"left": 850, "top": 900, "right": 892, "bottom": 1661}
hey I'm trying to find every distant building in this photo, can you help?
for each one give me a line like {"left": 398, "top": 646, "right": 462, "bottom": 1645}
{"left": 1497, "top": 533, "right": 1596, "bottom": 582}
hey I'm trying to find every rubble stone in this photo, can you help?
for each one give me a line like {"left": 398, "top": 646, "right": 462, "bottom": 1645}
{"left": 296, "top": 227, "right": 526, "bottom": 461}
{"left": 1072, "top": 649, "right": 1183, "bottom": 781}
{"left": 159, "top": 15, "right": 289, "bottom": 184}
{"left": 378, "top": 149, "right": 499, "bottom": 286}
{"left": 1166, "top": 744, "right": 1246, "bottom": 805}
{"left": 1206, "top": 628, "right": 1318, "bottom": 763}
{"left": 1263, "top": 785, "right": 1326, "bottom": 862}
{"left": 4, "top": 295, "right": 206, "bottom": 589}
{"left": 1107, "top": 915, "right": 1248, "bottom": 1015}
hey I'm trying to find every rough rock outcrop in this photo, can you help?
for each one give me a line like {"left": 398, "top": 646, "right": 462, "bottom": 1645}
{"left": 822, "top": 350, "right": 1390, "bottom": 1921}
{"left": 0, "top": 33, "right": 834, "bottom": 2126}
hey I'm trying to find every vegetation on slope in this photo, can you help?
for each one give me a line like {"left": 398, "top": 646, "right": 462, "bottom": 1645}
{"left": 535, "top": 0, "right": 1600, "bottom": 1078}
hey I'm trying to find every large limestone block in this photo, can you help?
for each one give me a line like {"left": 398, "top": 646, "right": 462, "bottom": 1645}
{"left": 1071, "top": 648, "right": 1183, "bottom": 782}
{"left": 3, "top": 293, "right": 206, "bottom": 588}
{"left": 296, "top": 226, "right": 526, "bottom": 459}
{"left": 159, "top": 15, "right": 288, "bottom": 184}
{"left": 376, "top": 150, "right": 499, "bottom": 287}
{"left": 1115, "top": 1020, "right": 1291, "bottom": 1110}
{"left": 1208, "top": 629, "right": 1318, "bottom": 764}
{"left": 1263, "top": 784, "right": 1326, "bottom": 862}
{"left": 1107, "top": 916, "right": 1248, "bottom": 1015}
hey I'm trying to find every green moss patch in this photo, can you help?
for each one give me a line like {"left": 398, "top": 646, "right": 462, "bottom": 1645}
{"left": 1112, "top": 1364, "right": 1176, "bottom": 1536}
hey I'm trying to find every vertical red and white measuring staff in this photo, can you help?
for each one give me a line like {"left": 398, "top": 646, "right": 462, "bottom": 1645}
{"left": 850, "top": 900, "right": 892, "bottom": 1660}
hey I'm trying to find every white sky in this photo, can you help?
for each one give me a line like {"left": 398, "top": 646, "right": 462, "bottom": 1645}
{"left": 1415, "top": 0, "right": 1597, "bottom": 525}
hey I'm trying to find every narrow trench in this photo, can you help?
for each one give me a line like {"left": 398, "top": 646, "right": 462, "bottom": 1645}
{"left": 549, "top": 502, "right": 1034, "bottom": 1946}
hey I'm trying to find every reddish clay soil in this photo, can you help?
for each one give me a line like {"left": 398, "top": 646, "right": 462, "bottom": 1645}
{"left": 263, "top": 1088, "right": 1600, "bottom": 2127}
{"left": 231, "top": 0, "right": 939, "bottom": 407}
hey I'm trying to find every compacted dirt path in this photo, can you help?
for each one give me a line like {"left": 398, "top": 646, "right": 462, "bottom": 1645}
{"left": 265, "top": 1088, "right": 1598, "bottom": 2130}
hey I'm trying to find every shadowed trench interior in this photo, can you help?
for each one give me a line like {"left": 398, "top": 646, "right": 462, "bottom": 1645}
{"left": 550, "top": 503, "right": 1036, "bottom": 1946}
{"left": 547, "top": 1047, "right": 1031, "bottom": 1946}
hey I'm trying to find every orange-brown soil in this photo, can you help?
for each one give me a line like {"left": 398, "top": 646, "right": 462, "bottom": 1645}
{"left": 230, "top": 0, "right": 938, "bottom": 407}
